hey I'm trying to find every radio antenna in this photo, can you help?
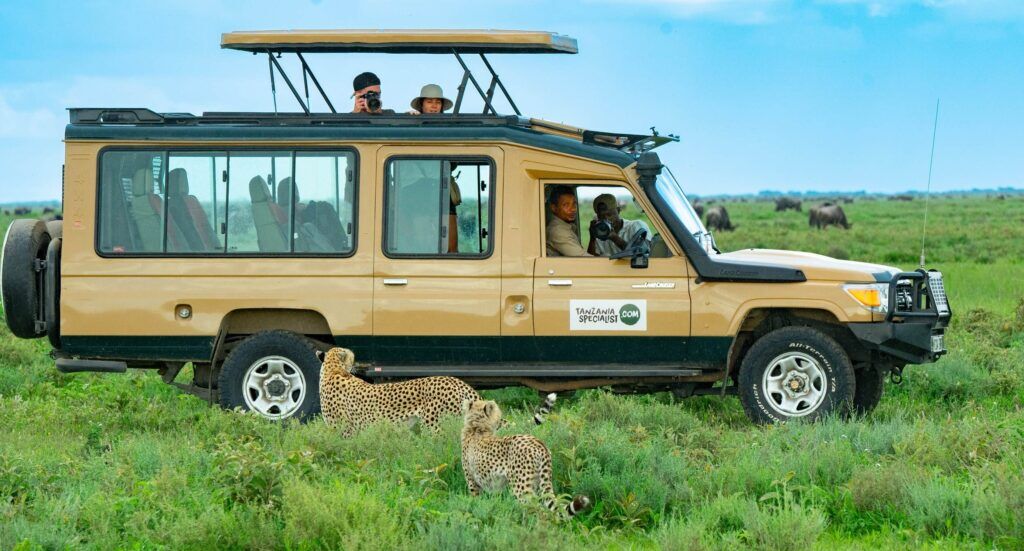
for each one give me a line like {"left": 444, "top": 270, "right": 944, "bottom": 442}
{"left": 919, "top": 99, "right": 940, "bottom": 268}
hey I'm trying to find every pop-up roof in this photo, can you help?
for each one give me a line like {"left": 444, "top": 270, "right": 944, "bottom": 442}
{"left": 220, "top": 29, "right": 578, "bottom": 54}
{"left": 221, "top": 29, "right": 578, "bottom": 117}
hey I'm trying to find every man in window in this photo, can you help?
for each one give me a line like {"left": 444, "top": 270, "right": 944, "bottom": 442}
{"left": 545, "top": 186, "right": 591, "bottom": 257}
{"left": 587, "top": 193, "right": 651, "bottom": 257}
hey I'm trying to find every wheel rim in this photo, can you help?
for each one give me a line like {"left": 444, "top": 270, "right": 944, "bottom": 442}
{"left": 762, "top": 351, "right": 827, "bottom": 417}
{"left": 242, "top": 355, "right": 306, "bottom": 419}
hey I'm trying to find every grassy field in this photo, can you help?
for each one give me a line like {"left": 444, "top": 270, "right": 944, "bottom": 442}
{"left": 2, "top": 196, "right": 1023, "bottom": 549}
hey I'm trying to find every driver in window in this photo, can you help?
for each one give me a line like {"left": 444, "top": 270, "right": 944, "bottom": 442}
{"left": 587, "top": 193, "right": 650, "bottom": 257}
{"left": 545, "top": 186, "right": 592, "bottom": 257}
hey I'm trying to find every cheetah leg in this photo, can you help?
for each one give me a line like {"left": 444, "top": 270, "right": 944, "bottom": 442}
{"left": 464, "top": 472, "right": 482, "bottom": 497}
{"left": 510, "top": 470, "right": 538, "bottom": 502}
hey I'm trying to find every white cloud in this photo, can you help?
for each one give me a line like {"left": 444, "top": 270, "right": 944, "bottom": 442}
{"left": 0, "top": 94, "right": 62, "bottom": 139}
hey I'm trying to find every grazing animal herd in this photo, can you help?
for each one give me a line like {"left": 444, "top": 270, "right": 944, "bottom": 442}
{"left": 697, "top": 197, "right": 851, "bottom": 232}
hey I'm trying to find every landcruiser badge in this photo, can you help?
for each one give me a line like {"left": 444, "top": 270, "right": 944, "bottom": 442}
{"left": 569, "top": 300, "right": 647, "bottom": 331}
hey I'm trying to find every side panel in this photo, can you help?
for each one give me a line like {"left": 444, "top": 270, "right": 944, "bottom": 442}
{"left": 59, "top": 141, "right": 375, "bottom": 361}
{"left": 369, "top": 146, "right": 504, "bottom": 363}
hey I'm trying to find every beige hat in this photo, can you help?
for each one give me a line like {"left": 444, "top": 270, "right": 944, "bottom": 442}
{"left": 410, "top": 84, "right": 453, "bottom": 112}
{"left": 593, "top": 193, "right": 619, "bottom": 214}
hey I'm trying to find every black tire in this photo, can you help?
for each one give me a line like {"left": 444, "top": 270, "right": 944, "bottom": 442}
{"left": 218, "top": 330, "right": 322, "bottom": 422}
{"left": 738, "top": 326, "right": 855, "bottom": 424}
{"left": 44, "top": 238, "right": 61, "bottom": 349}
{"left": 2, "top": 219, "right": 51, "bottom": 338}
{"left": 853, "top": 366, "right": 886, "bottom": 416}
{"left": 45, "top": 220, "right": 62, "bottom": 240}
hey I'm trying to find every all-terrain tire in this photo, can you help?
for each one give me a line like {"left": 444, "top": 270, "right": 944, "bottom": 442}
{"left": 738, "top": 326, "right": 855, "bottom": 424}
{"left": 218, "top": 330, "right": 322, "bottom": 422}
{"left": 45, "top": 220, "right": 62, "bottom": 240}
{"left": 2, "top": 219, "right": 51, "bottom": 338}
{"left": 853, "top": 365, "right": 886, "bottom": 416}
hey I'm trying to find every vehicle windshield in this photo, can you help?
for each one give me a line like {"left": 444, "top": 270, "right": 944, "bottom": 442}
{"left": 654, "top": 167, "right": 716, "bottom": 253}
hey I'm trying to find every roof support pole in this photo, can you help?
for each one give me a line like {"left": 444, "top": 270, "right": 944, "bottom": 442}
{"left": 453, "top": 68, "right": 470, "bottom": 114}
{"left": 268, "top": 54, "right": 278, "bottom": 113}
{"left": 296, "top": 52, "right": 337, "bottom": 113}
{"left": 452, "top": 50, "right": 496, "bottom": 115}
{"left": 479, "top": 54, "right": 521, "bottom": 116}
{"left": 266, "top": 50, "right": 310, "bottom": 115}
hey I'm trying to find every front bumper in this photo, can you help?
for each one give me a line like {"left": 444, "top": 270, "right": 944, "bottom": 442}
{"left": 849, "top": 269, "right": 951, "bottom": 364}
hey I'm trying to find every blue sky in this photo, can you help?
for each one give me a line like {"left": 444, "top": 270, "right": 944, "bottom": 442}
{"left": 0, "top": 0, "right": 1021, "bottom": 202}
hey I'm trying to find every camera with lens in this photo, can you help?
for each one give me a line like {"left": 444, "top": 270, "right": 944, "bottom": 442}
{"left": 361, "top": 90, "right": 382, "bottom": 112}
{"left": 592, "top": 219, "right": 613, "bottom": 240}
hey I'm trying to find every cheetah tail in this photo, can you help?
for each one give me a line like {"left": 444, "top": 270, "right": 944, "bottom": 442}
{"left": 533, "top": 393, "right": 557, "bottom": 425}
{"left": 567, "top": 495, "right": 592, "bottom": 517}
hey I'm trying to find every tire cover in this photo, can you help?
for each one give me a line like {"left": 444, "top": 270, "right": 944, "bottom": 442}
{"left": 45, "top": 238, "right": 62, "bottom": 349}
{"left": 2, "top": 219, "right": 51, "bottom": 338}
{"left": 45, "top": 220, "right": 62, "bottom": 240}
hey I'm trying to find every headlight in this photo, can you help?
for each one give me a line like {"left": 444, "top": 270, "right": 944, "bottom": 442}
{"left": 844, "top": 283, "right": 889, "bottom": 313}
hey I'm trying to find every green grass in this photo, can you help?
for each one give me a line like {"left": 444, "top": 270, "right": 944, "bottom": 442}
{"left": 2, "top": 199, "right": 1024, "bottom": 549}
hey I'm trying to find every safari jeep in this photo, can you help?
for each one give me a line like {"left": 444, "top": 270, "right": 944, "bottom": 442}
{"left": 0, "top": 30, "right": 951, "bottom": 423}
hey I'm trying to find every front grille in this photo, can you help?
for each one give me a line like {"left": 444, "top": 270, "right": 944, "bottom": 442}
{"left": 928, "top": 271, "right": 950, "bottom": 315}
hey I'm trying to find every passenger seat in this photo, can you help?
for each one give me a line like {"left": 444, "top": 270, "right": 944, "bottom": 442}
{"left": 168, "top": 168, "right": 219, "bottom": 251}
{"left": 248, "top": 176, "right": 288, "bottom": 252}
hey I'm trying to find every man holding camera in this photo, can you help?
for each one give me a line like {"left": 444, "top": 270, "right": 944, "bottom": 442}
{"left": 587, "top": 193, "right": 650, "bottom": 257}
{"left": 351, "top": 71, "right": 393, "bottom": 114}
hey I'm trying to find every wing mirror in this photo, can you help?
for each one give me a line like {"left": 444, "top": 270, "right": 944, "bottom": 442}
{"left": 609, "top": 230, "right": 650, "bottom": 269}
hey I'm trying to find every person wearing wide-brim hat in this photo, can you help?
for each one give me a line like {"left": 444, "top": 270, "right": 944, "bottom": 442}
{"left": 410, "top": 84, "right": 454, "bottom": 114}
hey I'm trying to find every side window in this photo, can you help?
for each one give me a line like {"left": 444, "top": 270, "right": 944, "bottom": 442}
{"left": 166, "top": 152, "right": 227, "bottom": 253}
{"left": 227, "top": 152, "right": 292, "bottom": 253}
{"left": 384, "top": 158, "right": 492, "bottom": 257}
{"left": 292, "top": 152, "right": 356, "bottom": 253}
{"left": 545, "top": 184, "right": 666, "bottom": 258}
{"left": 98, "top": 151, "right": 165, "bottom": 254}
{"left": 98, "top": 149, "right": 358, "bottom": 256}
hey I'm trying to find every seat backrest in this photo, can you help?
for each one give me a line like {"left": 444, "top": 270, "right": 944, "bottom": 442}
{"left": 166, "top": 168, "right": 207, "bottom": 252}
{"left": 249, "top": 176, "right": 288, "bottom": 252}
{"left": 130, "top": 168, "right": 163, "bottom": 251}
{"left": 168, "top": 168, "right": 219, "bottom": 251}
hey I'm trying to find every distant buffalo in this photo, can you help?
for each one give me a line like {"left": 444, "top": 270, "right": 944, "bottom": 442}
{"left": 705, "top": 205, "right": 736, "bottom": 232}
{"left": 42, "top": 207, "right": 54, "bottom": 214}
{"left": 13, "top": 207, "right": 30, "bottom": 215}
{"left": 2, "top": 210, "right": 9, "bottom": 216}
{"left": 693, "top": 201, "right": 705, "bottom": 219}
{"left": 775, "top": 197, "right": 802, "bottom": 212}
{"left": 809, "top": 203, "right": 850, "bottom": 230}
{"left": 889, "top": 194, "right": 914, "bottom": 202}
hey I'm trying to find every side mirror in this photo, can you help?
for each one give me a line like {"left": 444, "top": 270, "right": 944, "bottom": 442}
{"left": 609, "top": 230, "right": 650, "bottom": 269}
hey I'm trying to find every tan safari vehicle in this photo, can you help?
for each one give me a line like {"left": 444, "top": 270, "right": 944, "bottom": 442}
{"left": 1, "top": 30, "right": 950, "bottom": 423}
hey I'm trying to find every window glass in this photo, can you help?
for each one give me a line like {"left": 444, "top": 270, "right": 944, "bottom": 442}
{"left": 98, "top": 149, "right": 357, "bottom": 256}
{"left": 384, "top": 158, "right": 492, "bottom": 257}
{"left": 227, "top": 152, "right": 292, "bottom": 253}
{"left": 545, "top": 184, "right": 666, "bottom": 258}
{"left": 166, "top": 152, "right": 227, "bottom": 253}
{"left": 292, "top": 152, "right": 356, "bottom": 253}
{"left": 98, "top": 151, "right": 165, "bottom": 253}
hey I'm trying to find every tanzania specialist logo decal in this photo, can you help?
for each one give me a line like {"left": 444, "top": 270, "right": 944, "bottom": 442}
{"left": 569, "top": 300, "right": 647, "bottom": 331}
{"left": 619, "top": 304, "right": 641, "bottom": 326}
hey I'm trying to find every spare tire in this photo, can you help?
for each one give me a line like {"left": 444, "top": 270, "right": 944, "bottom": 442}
{"left": 2, "top": 219, "right": 51, "bottom": 338}
{"left": 46, "top": 219, "right": 62, "bottom": 240}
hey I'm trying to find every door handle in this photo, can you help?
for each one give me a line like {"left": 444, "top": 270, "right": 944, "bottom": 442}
{"left": 547, "top": 279, "right": 573, "bottom": 287}
{"left": 383, "top": 278, "right": 408, "bottom": 286}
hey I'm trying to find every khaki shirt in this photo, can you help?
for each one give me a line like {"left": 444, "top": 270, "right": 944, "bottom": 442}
{"left": 546, "top": 216, "right": 591, "bottom": 257}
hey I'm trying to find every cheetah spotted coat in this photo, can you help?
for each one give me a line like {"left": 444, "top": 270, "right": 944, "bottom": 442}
{"left": 461, "top": 399, "right": 590, "bottom": 516}
{"left": 318, "top": 347, "right": 480, "bottom": 436}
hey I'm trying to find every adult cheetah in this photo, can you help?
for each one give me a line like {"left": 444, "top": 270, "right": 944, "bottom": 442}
{"left": 317, "top": 347, "right": 479, "bottom": 436}
{"left": 461, "top": 399, "right": 590, "bottom": 517}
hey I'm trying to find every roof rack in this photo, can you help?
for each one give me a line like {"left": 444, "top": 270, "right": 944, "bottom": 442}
{"left": 221, "top": 29, "right": 577, "bottom": 118}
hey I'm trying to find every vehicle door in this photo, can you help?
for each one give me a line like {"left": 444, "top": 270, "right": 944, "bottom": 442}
{"left": 372, "top": 147, "right": 502, "bottom": 364}
{"left": 530, "top": 182, "right": 693, "bottom": 364}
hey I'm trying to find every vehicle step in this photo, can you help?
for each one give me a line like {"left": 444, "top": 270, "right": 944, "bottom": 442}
{"left": 56, "top": 359, "right": 128, "bottom": 374}
{"left": 358, "top": 364, "right": 703, "bottom": 378}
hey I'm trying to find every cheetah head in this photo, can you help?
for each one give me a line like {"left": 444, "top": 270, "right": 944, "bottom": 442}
{"left": 463, "top": 399, "right": 502, "bottom": 432}
{"left": 316, "top": 347, "right": 356, "bottom": 376}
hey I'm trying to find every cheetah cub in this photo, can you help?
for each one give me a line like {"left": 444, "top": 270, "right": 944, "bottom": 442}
{"left": 461, "top": 399, "right": 590, "bottom": 517}
{"left": 317, "top": 347, "right": 480, "bottom": 436}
